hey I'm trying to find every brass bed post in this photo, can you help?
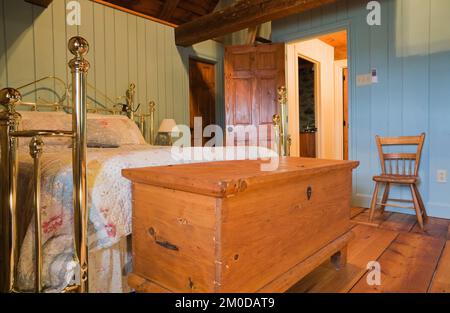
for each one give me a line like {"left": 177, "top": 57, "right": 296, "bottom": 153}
{"left": 272, "top": 114, "right": 282, "bottom": 157}
{"left": 277, "top": 86, "right": 291, "bottom": 157}
{"left": 29, "top": 136, "right": 44, "bottom": 293}
{"left": 0, "top": 88, "right": 22, "bottom": 293}
{"left": 68, "top": 37, "right": 90, "bottom": 293}
{"left": 148, "top": 101, "right": 156, "bottom": 145}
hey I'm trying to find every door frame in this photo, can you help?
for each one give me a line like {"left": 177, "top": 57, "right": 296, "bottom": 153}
{"left": 288, "top": 52, "right": 321, "bottom": 158}
{"left": 284, "top": 25, "right": 350, "bottom": 160}
{"left": 334, "top": 59, "right": 348, "bottom": 160}
{"left": 187, "top": 55, "right": 220, "bottom": 126}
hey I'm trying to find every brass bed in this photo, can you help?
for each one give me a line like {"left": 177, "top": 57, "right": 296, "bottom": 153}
{"left": 0, "top": 37, "right": 155, "bottom": 293}
{"left": 0, "top": 36, "right": 289, "bottom": 294}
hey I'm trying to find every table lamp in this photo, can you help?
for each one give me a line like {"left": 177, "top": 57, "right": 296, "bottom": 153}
{"left": 155, "top": 118, "right": 179, "bottom": 146}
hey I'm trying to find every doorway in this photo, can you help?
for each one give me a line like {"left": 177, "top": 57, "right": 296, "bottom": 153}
{"left": 298, "top": 57, "right": 318, "bottom": 158}
{"left": 286, "top": 29, "right": 348, "bottom": 160}
{"left": 189, "top": 58, "right": 216, "bottom": 146}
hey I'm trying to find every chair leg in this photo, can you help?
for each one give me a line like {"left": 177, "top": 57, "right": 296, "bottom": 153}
{"left": 413, "top": 184, "right": 428, "bottom": 222}
{"left": 410, "top": 184, "right": 425, "bottom": 230}
{"left": 380, "top": 183, "right": 390, "bottom": 214}
{"left": 369, "top": 182, "right": 380, "bottom": 222}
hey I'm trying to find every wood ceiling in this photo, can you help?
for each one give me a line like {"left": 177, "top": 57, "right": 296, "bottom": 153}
{"left": 95, "top": 0, "right": 339, "bottom": 46}
{"left": 317, "top": 30, "right": 348, "bottom": 60}
{"left": 96, "top": 0, "right": 220, "bottom": 27}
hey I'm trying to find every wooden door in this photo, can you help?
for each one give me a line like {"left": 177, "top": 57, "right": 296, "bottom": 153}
{"left": 343, "top": 68, "right": 349, "bottom": 160}
{"left": 189, "top": 59, "right": 216, "bottom": 146}
{"left": 225, "top": 44, "right": 285, "bottom": 147}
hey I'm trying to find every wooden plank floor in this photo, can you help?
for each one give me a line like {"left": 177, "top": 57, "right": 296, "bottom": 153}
{"left": 288, "top": 208, "right": 450, "bottom": 293}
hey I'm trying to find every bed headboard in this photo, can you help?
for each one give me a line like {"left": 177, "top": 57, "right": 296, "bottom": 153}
{"left": 12, "top": 76, "right": 156, "bottom": 144}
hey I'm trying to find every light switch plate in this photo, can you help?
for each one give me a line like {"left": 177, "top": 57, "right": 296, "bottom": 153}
{"left": 437, "top": 170, "right": 448, "bottom": 183}
{"left": 357, "top": 74, "right": 372, "bottom": 86}
{"left": 371, "top": 68, "right": 378, "bottom": 83}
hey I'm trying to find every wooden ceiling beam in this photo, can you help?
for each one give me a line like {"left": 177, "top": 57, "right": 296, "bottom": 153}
{"left": 25, "top": 0, "right": 53, "bottom": 7}
{"left": 175, "top": 0, "right": 337, "bottom": 46}
{"left": 159, "top": 0, "right": 180, "bottom": 19}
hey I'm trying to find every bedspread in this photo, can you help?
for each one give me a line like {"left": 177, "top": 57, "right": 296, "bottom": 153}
{"left": 16, "top": 145, "right": 276, "bottom": 292}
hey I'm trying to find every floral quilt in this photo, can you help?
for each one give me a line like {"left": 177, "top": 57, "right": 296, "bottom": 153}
{"left": 16, "top": 145, "right": 275, "bottom": 292}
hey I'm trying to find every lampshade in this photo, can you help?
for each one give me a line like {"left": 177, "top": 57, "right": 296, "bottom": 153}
{"left": 158, "top": 118, "right": 179, "bottom": 134}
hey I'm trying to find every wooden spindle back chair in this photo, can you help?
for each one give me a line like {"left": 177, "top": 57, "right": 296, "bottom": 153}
{"left": 369, "top": 133, "right": 428, "bottom": 229}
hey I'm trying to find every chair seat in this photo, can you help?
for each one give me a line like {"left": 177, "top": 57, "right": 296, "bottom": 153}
{"left": 373, "top": 175, "right": 418, "bottom": 184}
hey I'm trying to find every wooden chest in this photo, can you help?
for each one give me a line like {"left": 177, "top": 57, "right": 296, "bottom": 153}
{"left": 122, "top": 158, "right": 359, "bottom": 293}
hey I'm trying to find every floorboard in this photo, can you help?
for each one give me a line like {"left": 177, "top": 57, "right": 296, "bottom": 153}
{"left": 288, "top": 225, "right": 398, "bottom": 293}
{"left": 351, "top": 209, "right": 392, "bottom": 228}
{"left": 411, "top": 217, "right": 450, "bottom": 239}
{"left": 351, "top": 207, "right": 366, "bottom": 219}
{"left": 350, "top": 232, "right": 445, "bottom": 293}
{"left": 290, "top": 210, "right": 450, "bottom": 293}
{"left": 379, "top": 212, "right": 417, "bottom": 232}
{"left": 429, "top": 241, "right": 450, "bottom": 293}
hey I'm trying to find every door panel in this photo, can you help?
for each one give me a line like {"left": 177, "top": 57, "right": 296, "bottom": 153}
{"left": 233, "top": 78, "right": 253, "bottom": 125}
{"left": 189, "top": 59, "right": 216, "bottom": 146}
{"left": 225, "top": 44, "right": 285, "bottom": 147}
{"left": 258, "top": 77, "right": 278, "bottom": 125}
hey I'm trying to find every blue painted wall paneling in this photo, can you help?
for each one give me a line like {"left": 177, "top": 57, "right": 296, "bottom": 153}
{"left": 273, "top": 0, "right": 450, "bottom": 218}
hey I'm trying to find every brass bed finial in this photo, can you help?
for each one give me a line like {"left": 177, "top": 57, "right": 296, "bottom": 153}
{"left": 68, "top": 36, "right": 89, "bottom": 59}
{"left": 0, "top": 88, "right": 22, "bottom": 109}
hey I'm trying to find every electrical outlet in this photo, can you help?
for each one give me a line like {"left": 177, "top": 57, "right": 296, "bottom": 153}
{"left": 437, "top": 170, "right": 448, "bottom": 183}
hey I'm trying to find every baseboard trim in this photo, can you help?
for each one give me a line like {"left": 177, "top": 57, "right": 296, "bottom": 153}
{"left": 352, "top": 194, "right": 450, "bottom": 219}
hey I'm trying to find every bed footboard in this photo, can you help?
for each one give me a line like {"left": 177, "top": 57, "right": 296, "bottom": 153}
{"left": 0, "top": 37, "right": 91, "bottom": 293}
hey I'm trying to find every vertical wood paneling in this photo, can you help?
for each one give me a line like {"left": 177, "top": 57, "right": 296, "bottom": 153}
{"left": 165, "top": 27, "right": 174, "bottom": 119}
{"left": 93, "top": 2, "right": 106, "bottom": 107}
{"left": 114, "top": 10, "right": 128, "bottom": 100}
{"left": 4, "top": 0, "right": 35, "bottom": 101}
{"left": 52, "top": 0, "right": 67, "bottom": 96}
{"left": 65, "top": 0, "right": 78, "bottom": 84}
{"left": 172, "top": 42, "right": 184, "bottom": 124}
{"left": 272, "top": 0, "right": 450, "bottom": 218}
{"left": 321, "top": 2, "right": 338, "bottom": 25}
{"left": 352, "top": 8, "right": 371, "bottom": 198}
{"left": 136, "top": 17, "right": 147, "bottom": 118}
{"left": 32, "top": 4, "right": 54, "bottom": 101}
{"left": 79, "top": 0, "right": 95, "bottom": 99}
{"left": 145, "top": 21, "right": 159, "bottom": 124}
{"left": 401, "top": 0, "right": 431, "bottom": 203}
{"left": 428, "top": 0, "right": 450, "bottom": 216}
{"left": 156, "top": 23, "right": 167, "bottom": 125}
{"left": 335, "top": 0, "right": 348, "bottom": 21}
{"left": 104, "top": 6, "right": 116, "bottom": 102}
{"left": 1, "top": 0, "right": 224, "bottom": 145}
{"left": 127, "top": 14, "right": 138, "bottom": 111}
{"left": 309, "top": 7, "right": 323, "bottom": 29}
{"left": 369, "top": 0, "right": 389, "bottom": 190}
{"left": 296, "top": 11, "right": 312, "bottom": 32}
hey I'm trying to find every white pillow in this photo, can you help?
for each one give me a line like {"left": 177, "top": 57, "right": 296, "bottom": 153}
{"left": 17, "top": 111, "right": 146, "bottom": 148}
{"left": 86, "top": 114, "right": 146, "bottom": 146}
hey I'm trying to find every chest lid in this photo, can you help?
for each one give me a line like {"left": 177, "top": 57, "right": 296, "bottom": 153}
{"left": 122, "top": 157, "right": 359, "bottom": 198}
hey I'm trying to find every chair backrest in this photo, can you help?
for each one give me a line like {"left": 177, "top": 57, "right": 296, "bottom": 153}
{"left": 376, "top": 133, "right": 426, "bottom": 177}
